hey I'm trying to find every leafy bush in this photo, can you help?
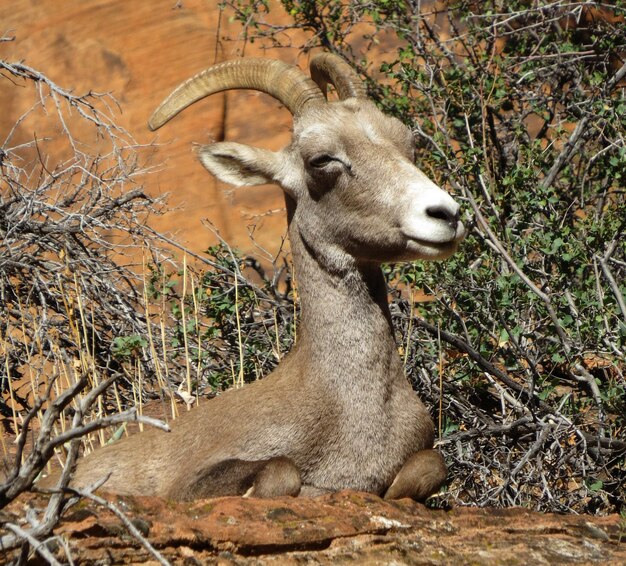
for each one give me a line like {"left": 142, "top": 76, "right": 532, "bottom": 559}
{"left": 220, "top": 0, "right": 626, "bottom": 513}
{"left": 143, "top": 244, "right": 296, "bottom": 393}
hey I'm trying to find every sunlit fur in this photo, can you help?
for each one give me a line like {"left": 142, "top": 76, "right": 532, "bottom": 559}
{"left": 56, "top": 74, "right": 465, "bottom": 502}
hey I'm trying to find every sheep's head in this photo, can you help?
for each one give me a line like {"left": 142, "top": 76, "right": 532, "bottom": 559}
{"left": 149, "top": 54, "right": 465, "bottom": 266}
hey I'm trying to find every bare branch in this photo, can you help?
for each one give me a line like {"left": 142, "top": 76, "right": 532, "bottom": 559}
{"left": 67, "top": 487, "right": 172, "bottom": 566}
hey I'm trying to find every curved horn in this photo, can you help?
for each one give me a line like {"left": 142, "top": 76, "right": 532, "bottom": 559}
{"left": 148, "top": 58, "right": 326, "bottom": 131}
{"left": 309, "top": 53, "right": 367, "bottom": 100}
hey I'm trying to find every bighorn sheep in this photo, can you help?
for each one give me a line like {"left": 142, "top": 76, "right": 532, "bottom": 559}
{"left": 63, "top": 54, "right": 465, "bottom": 501}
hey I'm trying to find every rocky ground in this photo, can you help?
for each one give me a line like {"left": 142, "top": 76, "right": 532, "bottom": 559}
{"left": 3, "top": 490, "right": 625, "bottom": 565}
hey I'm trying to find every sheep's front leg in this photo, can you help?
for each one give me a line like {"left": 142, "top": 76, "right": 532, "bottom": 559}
{"left": 383, "top": 449, "right": 447, "bottom": 501}
{"left": 175, "top": 456, "right": 301, "bottom": 500}
{"left": 243, "top": 456, "right": 302, "bottom": 498}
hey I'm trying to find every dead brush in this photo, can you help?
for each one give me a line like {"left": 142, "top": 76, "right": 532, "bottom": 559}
{"left": 0, "top": 52, "right": 178, "bottom": 557}
{"left": 0, "top": 53, "right": 297, "bottom": 560}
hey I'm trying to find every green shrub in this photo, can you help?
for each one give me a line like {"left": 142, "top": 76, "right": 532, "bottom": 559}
{"left": 221, "top": 0, "right": 626, "bottom": 513}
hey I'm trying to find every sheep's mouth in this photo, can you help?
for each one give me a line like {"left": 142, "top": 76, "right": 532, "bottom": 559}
{"left": 403, "top": 234, "right": 462, "bottom": 260}
{"left": 402, "top": 223, "right": 466, "bottom": 248}
{"left": 404, "top": 232, "right": 463, "bottom": 248}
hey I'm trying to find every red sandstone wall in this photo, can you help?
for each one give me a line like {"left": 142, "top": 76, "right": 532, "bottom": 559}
{"left": 0, "top": 0, "right": 310, "bottom": 257}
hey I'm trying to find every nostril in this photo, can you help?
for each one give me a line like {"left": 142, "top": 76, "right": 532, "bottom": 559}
{"left": 426, "top": 205, "right": 459, "bottom": 228}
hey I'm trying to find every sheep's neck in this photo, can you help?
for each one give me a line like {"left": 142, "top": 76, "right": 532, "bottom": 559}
{"left": 286, "top": 206, "right": 401, "bottom": 392}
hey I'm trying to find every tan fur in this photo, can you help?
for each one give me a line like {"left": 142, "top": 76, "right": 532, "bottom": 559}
{"left": 43, "top": 60, "right": 465, "bottom": 502}
{"left": 383, "top": 450, "right": 448, "bottom": 501}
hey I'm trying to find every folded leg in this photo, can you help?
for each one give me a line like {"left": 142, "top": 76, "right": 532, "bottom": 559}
{"left": 383, "top": 449, "right": 447, "bottom": 501}
{"left": 173, "top": 456, "right": 301, "bottom": 500}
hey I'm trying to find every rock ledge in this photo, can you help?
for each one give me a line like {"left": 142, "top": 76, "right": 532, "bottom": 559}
{"left": 5, "top": 490, "right": 625, "bottom": 564}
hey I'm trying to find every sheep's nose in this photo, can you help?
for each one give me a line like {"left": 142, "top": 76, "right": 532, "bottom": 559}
{"left": 426, "top": 205, "right": 460, "bottom": 230}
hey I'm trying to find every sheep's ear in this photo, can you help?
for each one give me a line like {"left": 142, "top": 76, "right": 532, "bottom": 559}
{"left": 198, "top": 142, "right": 282, "bottom": 187}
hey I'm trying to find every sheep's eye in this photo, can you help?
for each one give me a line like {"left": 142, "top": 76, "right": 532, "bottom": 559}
{"left": 309, "top": 154, "right": 335, "bottom": 168}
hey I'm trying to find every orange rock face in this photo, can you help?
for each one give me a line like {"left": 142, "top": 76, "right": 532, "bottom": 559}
{"left": 4, "top": 490, "right": 626, "bottom": 564}
{"left": 1, "top": 0, "right": 309, "bottom": 258}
